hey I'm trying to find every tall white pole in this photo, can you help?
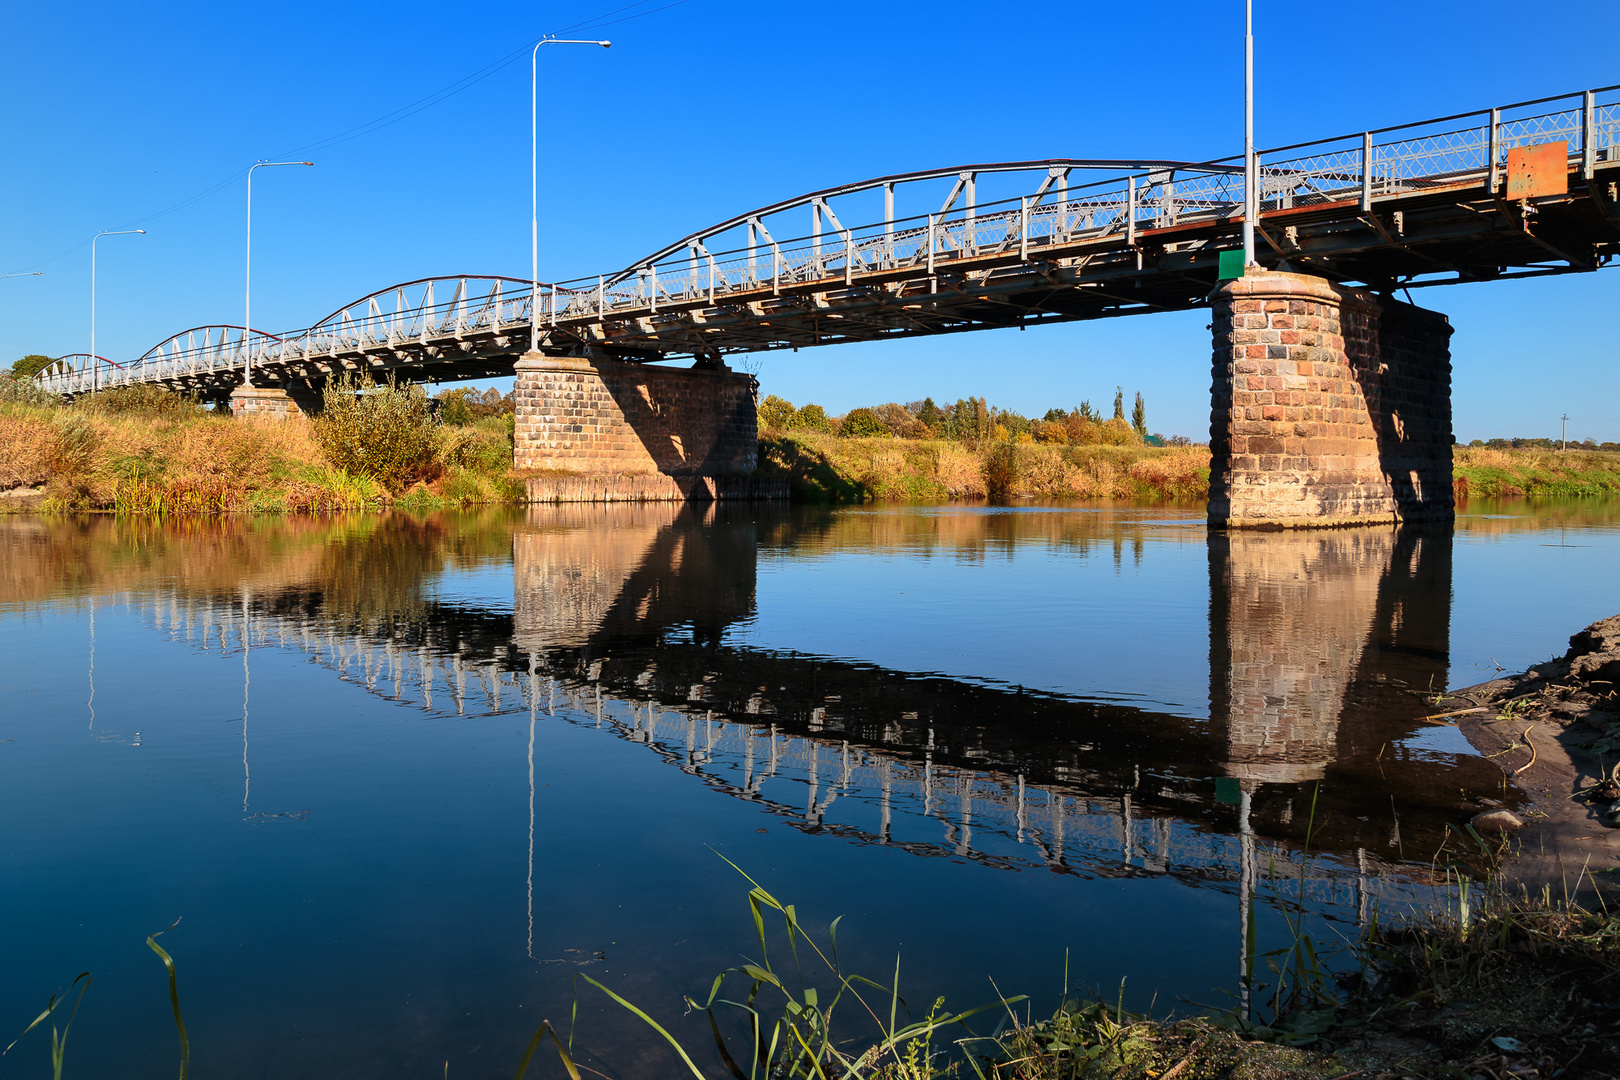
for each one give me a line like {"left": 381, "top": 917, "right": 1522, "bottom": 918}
{"left": 245, "top": 161, "right": 313, "bottom": 386}
{"left": 1243, "top": 0, "right": 1256, "bottom": 268}
{"left": 530, "top": 38, "right": 611, "bottom": 356}
{"left": 91, "top": 229, "right": 145, "bottom": 393}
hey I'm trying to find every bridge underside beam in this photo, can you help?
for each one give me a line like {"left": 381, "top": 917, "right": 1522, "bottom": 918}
{"left": 1209, "top": 271, "right": 1453, "bottom": 529}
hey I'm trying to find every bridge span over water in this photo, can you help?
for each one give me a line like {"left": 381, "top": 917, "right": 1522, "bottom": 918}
{"left": 34, "top": 85, "right": 1620, "bottom": 527}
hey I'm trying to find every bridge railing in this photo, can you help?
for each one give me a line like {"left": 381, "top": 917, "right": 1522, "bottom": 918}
{"left": 587, "top": 85, "right": 1620, "bottom": 313}
{"left": 35, "top": 84, "right": 1620, "bottom": 390}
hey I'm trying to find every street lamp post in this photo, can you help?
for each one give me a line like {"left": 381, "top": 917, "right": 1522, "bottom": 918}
{"left": 92, "top": 229, "right": 146, "bottom": 392}
{"left": 0, "top": 271, "right": 43, "bottom": 279}
{"left": 245, "top": 160, "right": 313, "bottom": 386}
{"left": 531, "top": 37, "right": 611, "bottom": 356}
{"left": 1242, "top": 0, "right": 1257, "bottom": 269}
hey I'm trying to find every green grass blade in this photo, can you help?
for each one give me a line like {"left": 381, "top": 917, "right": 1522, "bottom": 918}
{"left": 512, "top": 1019, "right": 583, "bottom": 1080}
{"left": 50, "top": 972, "right": 92, "bottom": 1080}
{"left": 146, "top": 919, "right": 190, "bottom": 1080}
{"left": 706, "top": 1008, "right": 750, "bottom": 1080}
{"left": 4, "top": 981, "right": 74, "bottom": 1057}
{"left": 576, "top": 973, "right": 707, "bottom": 1079}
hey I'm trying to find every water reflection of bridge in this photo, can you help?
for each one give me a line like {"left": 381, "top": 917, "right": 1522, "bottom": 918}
{"left": 92, "top": 503, "right": 1508, "bottom": 932}
{"left": 142, "top": 588, "right": 1396, "bottom": 918}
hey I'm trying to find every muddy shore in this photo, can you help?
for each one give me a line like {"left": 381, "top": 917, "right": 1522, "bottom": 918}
{"left": 1437, "top": 614, "right": 1620, "bottom": 893}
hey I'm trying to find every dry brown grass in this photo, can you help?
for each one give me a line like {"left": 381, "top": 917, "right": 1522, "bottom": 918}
{"left": 760, "top": 432, "right": 1210, "bottom": 502}
{"left": 0, "top": 412, "right": 53, "bottom": 489}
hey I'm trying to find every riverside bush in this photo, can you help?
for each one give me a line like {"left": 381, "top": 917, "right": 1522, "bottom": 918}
{"left": 983, "top": 440, "right": 1022, "bottom": 501}
{"left": 312, "top": 374, "right": 439, "bottom": 492}
{"left": 839, "top": 407, "right": 887, "bottom": 438}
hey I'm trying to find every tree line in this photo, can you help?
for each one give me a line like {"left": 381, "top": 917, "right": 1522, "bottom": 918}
{"left": 759, "top": 387, "right": 1191, "bottom": 446}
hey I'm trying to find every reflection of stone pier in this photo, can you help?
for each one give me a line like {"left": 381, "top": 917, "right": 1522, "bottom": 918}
{"left": 1209, "top": 526, "right": 1452, "bottom": 786}
{"left": 512, "top": 504, "right": 756, "bottom": 651}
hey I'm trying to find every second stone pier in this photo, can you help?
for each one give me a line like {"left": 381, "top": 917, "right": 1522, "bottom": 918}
{"left": 1209, "top": 271, "right": 1454, "bottom": 528}
{"left": 513, "top": 353, "right": 769, "bottom": 503}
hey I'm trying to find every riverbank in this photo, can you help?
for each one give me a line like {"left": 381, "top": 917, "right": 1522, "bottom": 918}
{"left": 7, "top": 395, "right": 1619, "bottom": 513}
{"left": 758, "top": 431, "right": 1211, "bottom": 502}
{"left": 536, "top": 878, "right": 1620, "bottom": 1080}
{"left": 1432, "top": 614, "right": 1620, "bottom": 896}
{"left": 0, "top": 399, "right": 520, "bottom": 513}
{"left": 1454, "top": 445, "right": 1620, "bottom": 498}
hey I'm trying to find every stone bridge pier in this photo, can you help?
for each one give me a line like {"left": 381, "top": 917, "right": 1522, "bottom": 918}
{"left": 1209, "top": 271, "right": 1454, "bottom": 529}
{"left": 514, "top": 352, "right": 782, "bottom": 503}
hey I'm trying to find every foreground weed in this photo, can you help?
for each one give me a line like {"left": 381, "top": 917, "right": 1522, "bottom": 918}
{"left": 555, "top": 855, "right": 1018, "bottom": 1079}
{"left": 5, "top": 920, "right": 189, "bottom": 1079}
{"left": 3, "top": 973, "right": 91, "bottom": 1080}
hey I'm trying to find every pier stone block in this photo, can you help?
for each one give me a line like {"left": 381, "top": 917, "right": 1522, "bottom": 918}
{"left": 512, "top": 353, "right": 761, "bottom": 501}
{"left": 1209, "top": 270, "right": 1453, "bottom": 528}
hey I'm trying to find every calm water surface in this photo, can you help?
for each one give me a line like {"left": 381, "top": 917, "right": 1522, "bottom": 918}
{"left": 2, "top": 500, "right": 1618, "bottom": 1078}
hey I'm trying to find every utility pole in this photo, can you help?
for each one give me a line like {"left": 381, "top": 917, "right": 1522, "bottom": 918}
{"left": 1561, "top": 414, "right": 1569, "bottom": 451}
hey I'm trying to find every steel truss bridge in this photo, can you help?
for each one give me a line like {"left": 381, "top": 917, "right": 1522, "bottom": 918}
{"left": 36, "top": 84, "right": 1620, "bottom": 399}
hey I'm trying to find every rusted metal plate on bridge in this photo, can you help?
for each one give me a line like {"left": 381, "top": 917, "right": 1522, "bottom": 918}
{"left": 1505, "top": 141, "right": 1568, "bottom": 200}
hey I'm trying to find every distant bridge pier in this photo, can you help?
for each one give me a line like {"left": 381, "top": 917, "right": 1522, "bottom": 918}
{"left": 514, "top": 351, "right": 778, "bottom": 503}
{"left": 1208, "top": 271, "right": 1454, "bottom": 528}
{"left": 228, "top": 381, "right": 320, "bottom": 420}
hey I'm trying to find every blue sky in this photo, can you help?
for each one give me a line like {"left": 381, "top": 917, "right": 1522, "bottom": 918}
{"left": 2, "top": 0, "right": 1615, "bottom": 442}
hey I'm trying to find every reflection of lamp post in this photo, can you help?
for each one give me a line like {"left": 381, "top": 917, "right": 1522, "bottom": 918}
{"left": 529, "top": 37, "right": 610, "bottom": 356}
{"left": 245, "top": 161, "right": 313, "bottom": 386}
{"left": 242, "top": 595, "right": 252, "bottom": 813}
{"left": 1237, "top": 785, "right": 1255, "bottom": 1021}
{"left": 92, "top": 230, "right": 146, "bottom": 391}
{"left": 87, "top": 597, "right": 96, "bottom": 731}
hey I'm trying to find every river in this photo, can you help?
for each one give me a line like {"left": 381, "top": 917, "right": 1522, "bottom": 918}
{"left": 2, "top": 499, "right": 1617, "bottom": 1078}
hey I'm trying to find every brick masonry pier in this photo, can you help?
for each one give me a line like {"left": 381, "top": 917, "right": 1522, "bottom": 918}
{"left": 228, "top": 383, "right": 321, "bottom": 419}
{"left": 1209, "top": 270, "right": 1454, "bottom": 529}
{"left": 513, "top": 353, "right": 773, "bottom": 503}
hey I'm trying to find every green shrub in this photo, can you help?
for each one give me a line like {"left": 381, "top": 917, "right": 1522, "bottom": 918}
{"left": 312, "top": 374, "right": 439, "bottom": 492}
{"left": 839, "top": 407, "right": 887, "bottom": 438}
{"left": 0, "top": 373, "right": 60, "bottom": 407}
{"left": 758, "top": 394, "right": 795, "bottom": 430}
{"left": 791, "top": 403, "right": 833, "bottom": 433}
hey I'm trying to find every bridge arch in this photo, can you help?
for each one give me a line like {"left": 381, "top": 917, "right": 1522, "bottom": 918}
{"left": 606, "top": 158, "right": 1242, "bottom": 287}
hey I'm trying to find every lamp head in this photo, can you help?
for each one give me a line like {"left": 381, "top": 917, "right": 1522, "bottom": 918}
{"left": 598, "top": 40, "right": 611, "bottom": 47}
